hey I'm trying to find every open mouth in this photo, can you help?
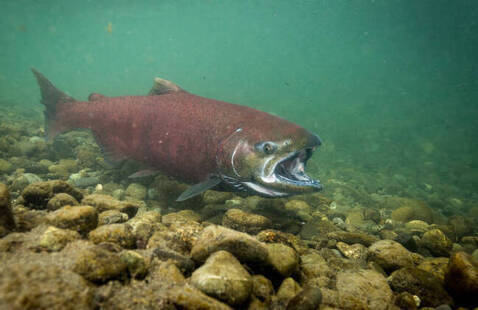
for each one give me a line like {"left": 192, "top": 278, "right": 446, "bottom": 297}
{"left": 273, "top": 148, "right": 322, "bottom": 189}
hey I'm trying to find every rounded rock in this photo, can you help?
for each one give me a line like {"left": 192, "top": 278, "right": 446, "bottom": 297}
{"left": 191, "top": 250, "right": 252, "bottom": 306}
{"left": 444, "top": 251, "right": 478, "bottom": 307}
{"left": 125, "top": 183, "right": 147, "bottom": 200}
{"left": 266, "top": 243, "right": 299, "bottom": 277}
{"left": 420, "top": 229, "right": 452, "bottom": 257}
{"left": 98, "top": 210, "right": 129, "bottom": 225}
{"left": 46, "top": 205, "right": 98, "bottom": 234}
{"left": 73, "top": 244, "right": 128, "bottom": 282}
{"left": 39, "top": 226, "right": 81, "bottom": 251}
{"left": 88, "top": 223, "right": 136, "bottom": 248}
{"left": 46, "top": 193, "right": 79, "bottom": 211}
{"left": 0, "top": 183, "right": 15, "bottom": 237}
{"left": 368, "top": 239, "right": 416, "bottom": 273}
{"left": 222, "top": 208, "right": 272, "bottom": 234}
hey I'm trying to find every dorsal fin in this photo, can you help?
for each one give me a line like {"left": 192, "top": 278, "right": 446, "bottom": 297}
{"left": 148, "top": 77, "right": 183, "bottom": 95}
{"left": 88, "top": 93, "right": 109, "bottom": 101}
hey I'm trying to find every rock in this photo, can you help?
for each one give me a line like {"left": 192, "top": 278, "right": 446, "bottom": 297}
{"left": 299, "top": 252, "right": 333, "bottom": 281}
{"left": 388, "top": 267, "right": 453, "bottom": 307}
{"left": 222, "top": 208, "right": 272, "bottom": 234}
{"left": 125, "top": 183, "right": 147, "bottom": 200}
{"left": 176, "top": 209, "right": 202, "bottom": 222}
{"left": 0, "top": 158, "right": 13, "bottom": 173}
{"left": 286, "top": 286, "right": 322, "bottom": 310}
{"left": 39, "top": 226, "right": 81, "bottom": 251}
{"left": 394, "top": 292, "right": 419, "bottom": 310}
{"left": 127, "top": 210, "right": 162, "bottom": 247}
{"left": 152, "top": 246, "right": 195, "bottom": 274}
{"left": 203, "top": 190, "right": 233, "bottom": 204}
{"left": 276, "top": 277, "right": 302, "bottom": 306}
{"left": 191, "top": 250, "right": 252, "bottom": 306}
{"left": 11, "top": 173, "right": 43, "bottom": 192}
{"left": 0, "top": 263, "right": 93, "bottom": 310}
{"left": 391, "top": 206, "right": 414, "bottom": 222}
{"left": 191, "top": 225, "right": 268, "bottom": 265}
{"left": 46, "top": 205, "right": 98, "bottom": 234}
{"left": 88, "top": 223, "right": 136, "bottom": 248}
{"left": 46, "top": 193, "right": 79, "bottom": 211}
{"left": 328, "top": 231, "right": 379, "bottom": 246}
{"left": 0, "top": 183, "right": 15, "bottom": 237}
{"left": 81, "top": 194, "right": 139, "bottom": 218}
{"left": 368, "top": 239, "right": 417, "bottom": 273}
{"left": 165, "top": 284, "right": 232, "bottom": 310}
{"left": 98, "top": 209, "right": 129, "bottom": 225}
{"left": 266, "top": 243, "right": 299, "bottom": 277}
{"left": 300, "top": 219, "right": 338, "bottom": 240}
{"left": 48, "top": 159, "right": 77, "bottom": 178}
{"left": 336, "top": 242, "right": 368, "bottom": 261}
{"left": 22, "top": 180, "right": 83, "bottom": 209}
{"left": 336, "top": 269, "right": 394, "bottom": 310}
{"left": 73, "top": 244, "right": 128, "bottom": 282}
{"left": 251, "top": 275, "right": 274, "bottom": 303}
{"left": 284, "top": 200, "right": 312, "bottom": 222}
{"left": 120, "top": 250, "right": 148, "bottom": 278}
{"left": 417, "top": 257, "right": 449, "bottom": 283}
{"left": 405, "top": 220, "right": 430, "bottom": 235}
{"left": 420, "top": 229, "right": 452, "bottom": 257}
{"left": 444, "top": 251, "right": 478, "bottom": 307}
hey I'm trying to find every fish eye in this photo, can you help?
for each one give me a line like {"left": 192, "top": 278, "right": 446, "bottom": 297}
{"left": 256, "top": 141, "right": 277, "bottom": 154}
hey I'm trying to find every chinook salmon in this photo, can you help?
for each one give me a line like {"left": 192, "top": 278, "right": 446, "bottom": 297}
{"left": 32, "top": 68, "right": 323, "bottom": 201}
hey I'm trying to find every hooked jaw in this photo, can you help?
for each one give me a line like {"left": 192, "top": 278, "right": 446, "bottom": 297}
{"left": 243, "top": 147, "right": 322, "bottom": 197}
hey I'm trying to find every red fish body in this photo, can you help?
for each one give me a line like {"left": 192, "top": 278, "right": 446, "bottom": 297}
{"left": 33, "top": 69, "right": 322, "bottom": 200}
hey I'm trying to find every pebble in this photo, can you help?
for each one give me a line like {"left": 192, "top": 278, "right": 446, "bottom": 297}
{"left": 417, "top": 257, "right": 449, "bottom": 283}
{"left": 368, "top": 239, "right": 417, "bottom": 273}
{"left": 88, "top": 223, "right": 136, "bottom": 248}
{"left": 22, "top": 180, "right": 83, "bottom": 209}
{"left": 81, "top": 194, "right": 138, "bottom": 218}
{"left": 222, "top": 208, "right": 272, "bottom": 234}
{"left": 405, "top": 220, "right": 430, "bottom": 234}
{"left": 119, "top": 250, "right": 148, "bottom": 278}
{"left": 190, "top": 225, "right": 269, "bottom": 265}
{"left": 98, "top": 210, "right": 129, "bottom": 225}
{"left": 286, "top": 286, "right": 322, "bottom": 310}
{"left": 73, "top": 244, "right": 128, "bottom": 283}
{"left": 388, "top": 267, "right": 453, "bottom": 307}
{"left": 251, "top": 275, "right": 274, "bottom": 303}
{"left": 191, "top": 250, "right": 252, "bottom": 306}
{"left": 328, "top": 230, "right": 379, "bottom": 247}
{"left": 335, "top": 269, "right": 394, "bottom": 310}
{"left": 127, "top": 210, "right": 162, "bottom": 246}
{"left": 419, "top": 229, "right": 452, "bottom": 257}
{"left": 46, "top": 193, "right": 79, "bottom": 211}
{"left": 39, "top": 226, "right": 81, "bottom": 251}
{"left": 125, "top": 183, "right": 148, "bottom": 200}
{"left": 284, "top": 200, "right": 313, "bottom": 222}
{"left": 46, "top": 205, "right": 98, "bottom": 234}
{"left": 165, "top": 284, "right": 232, "bottom": 310}
{"left": 336, "top": 242, "right": 368, "bottom": 261}
{"left": 276, "top": 277, "right": 302, "bottom": 305}
{"left": 444, "top": 251, "right": 478, "bottom": 307}
{"left": 11, "top": 173, "right": 43, "bottom": 192}
{"left": 266, "top": 242, "right": 299, "bottom": 277}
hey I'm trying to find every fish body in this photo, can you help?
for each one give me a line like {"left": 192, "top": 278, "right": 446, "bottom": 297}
{"left": 32, "top": 69, "right": 323, "bottom": 200}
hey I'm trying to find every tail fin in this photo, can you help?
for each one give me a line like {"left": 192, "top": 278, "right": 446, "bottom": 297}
{"left": 31, "top": 68, "right": 76, "bottom": 140}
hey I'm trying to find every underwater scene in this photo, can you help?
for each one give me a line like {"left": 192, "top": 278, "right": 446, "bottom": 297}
{"left": 0, "top": 0, "right": 477, "bottom": 309}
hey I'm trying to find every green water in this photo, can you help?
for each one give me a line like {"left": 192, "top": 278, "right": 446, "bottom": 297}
{"left": 1, "top": 1, "right": 477, "bottom": 210}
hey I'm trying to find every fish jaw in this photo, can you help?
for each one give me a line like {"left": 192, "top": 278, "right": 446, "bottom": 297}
{"left": 217, "top": 128, "right": 323, "bottom": 198}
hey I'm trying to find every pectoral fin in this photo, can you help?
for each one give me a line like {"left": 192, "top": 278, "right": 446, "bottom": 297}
{"left": 176, "top": 177, "right": 222, "bottom": 201}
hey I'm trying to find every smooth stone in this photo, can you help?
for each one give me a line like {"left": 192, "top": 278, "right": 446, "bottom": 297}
{"left": 222, "top": 208, "right": 272, "bottom": 234}
{"left": 98, "top": 210, "right": 129, "bottom": 225}
{"left": 388, "top": 267, "right": 452, "bottom": 307}
{"left": 22, "top": 180, "right": 83, "bottom": 209}
{"left": 203, "top": 190, "right": 233, "bottom": 204}
{"left": 405, "top": 220, "right": 430, "bottom": 234}
{"left": 276, "top": 277, "right": 302, "bottom": 306}
{"left": 0, "top": 158, "right": 13, "bottom": 173}
{"left": 46, "top": 193, "right": 79, "bottom": 211}
{"left": 46, "top": 205, "right": 98, "bottom": 234}
{"left": 191, "top": 250, "right": 252, "bottom": 306}
{"left": 327, "top": 231, "right": 379, "bottom": 247}
{"left": 266, "top": 243, "right": 299, "bottom": 277}
{"left": 39, "top": 226, "right": 81, "bottom": 251}
{"left": 73, "top": 244, "right": 128, "bottom": 282}
{"left": 81, "top": 194, "right": 139, "bottom": 218}
{"left": 165, "top": 284, "right": 232, "bottom": 310}
{"left": 127, "top": 210, "right": 163, "bottom": 247}
{"left": 336, "top": 269, "right": 394, "bottom": 310}
{"left": 417, "top": 257, "right": 449, "bottom": 283}
{"left": 88, "top": 223, "right": 136, "bottom": 248}
{"left": 368, "top": 239, "right": 416, "bottom": 273}
{"left": 299, "top": 252, "right": 333, "bottom": 280}
{"left": 251, "top": 275, "right": 274, "bottom": 303}
{"left": 444, "top": 251, "right": 478, "bottom": 307}
{"left": 11, "top": 173, "right": 43, "bottom": 192}
{"left": 419, "top": 229, "right": 452, "bottom": 257}
{"left": 336, "top": 242, "right": 368, "bottom": 261}
{"left": 119, "top": 250, "right": 148, "bottom": 278}
{"left": 0, "top": 183, "right": 15, "bottom": 237}
{"left": 125, "top": 183, "right": 147, "bottom": 200}
{"left": 190, "top": 225, "right": 268, "bottom": 265}
{"left": 286, "top": 286, "right": 322, "bottom": 310}
{"left": 284, "top": 200, "right": 312, "bottom": 222}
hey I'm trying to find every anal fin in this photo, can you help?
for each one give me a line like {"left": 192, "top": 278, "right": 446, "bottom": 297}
{"left": 176, "top": 177, "right": 222, "bottom": 201}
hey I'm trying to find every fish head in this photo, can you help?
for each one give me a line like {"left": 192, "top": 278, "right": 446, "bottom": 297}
{"left": 216, "top": 125, "right": 322, "bottom": 197}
